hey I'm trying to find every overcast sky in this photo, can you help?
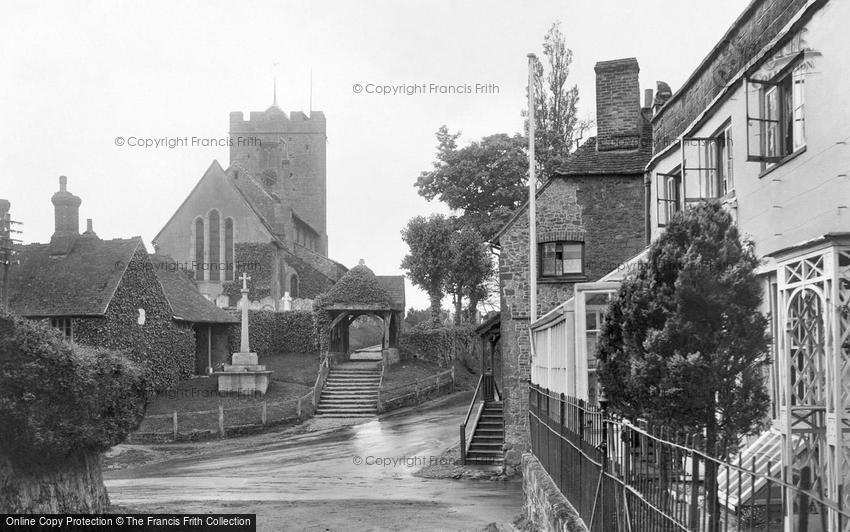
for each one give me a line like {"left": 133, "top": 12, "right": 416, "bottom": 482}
{"left": 1, "top": 0, "right": 747, "bottom": 311}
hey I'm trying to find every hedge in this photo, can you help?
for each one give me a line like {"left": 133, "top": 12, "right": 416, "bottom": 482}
{"left": 227, "top": 310, "right": 318, "bottom": 357}
{"left": 0, "top": 312, "right": 147, "bottom": 467}
{"left": 399, "top": 325, "right": 476, "bottom": 367}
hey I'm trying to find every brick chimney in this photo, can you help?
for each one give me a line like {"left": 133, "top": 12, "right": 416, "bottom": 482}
{"left": 51, "top": 176, "right": 81, "bottom": 237}
{"left": 594, "top": 58, "right": 641, "bottom": 151}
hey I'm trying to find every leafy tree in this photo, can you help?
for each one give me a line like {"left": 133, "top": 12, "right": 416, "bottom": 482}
{"left": 401, "top": 214, "right": 456, "bottom": 326}
{"left": 415, "top": 129, "right": 527, "bottom": 240}
{"left": 444, "top": 225, "right": 494, "bottom": 325}
{"left": 596, "top": 202, "right": 770, "bottom": 530}
{"left": 526, "top": 21, "right": 593, "bottom": 176}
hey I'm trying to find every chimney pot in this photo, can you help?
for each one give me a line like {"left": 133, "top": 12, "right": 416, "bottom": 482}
{"left": 87, "top": 219, "right": 93, "bottom": 232}
{"left": 51, "top": 175, "right": 81, "bottom": 237}
{"left": 644, "top": 89, "right": 654, "bottom": 109}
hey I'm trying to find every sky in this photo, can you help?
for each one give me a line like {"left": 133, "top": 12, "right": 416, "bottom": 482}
{"left": 0, "top": 0, "right": 748, "bottom": 311}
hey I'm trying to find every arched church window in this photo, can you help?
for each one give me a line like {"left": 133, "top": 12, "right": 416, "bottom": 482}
{"left": 194, "top": 217, "right": 204, "bottom": 280}
{"left": 290, "top": 274, "right": 299, "bottom": 299}
{"left": 209, "top": 210, "right": 220, "bottom": 281}
{"left": 225, "top": 218, "right": 234, "bottom": 281}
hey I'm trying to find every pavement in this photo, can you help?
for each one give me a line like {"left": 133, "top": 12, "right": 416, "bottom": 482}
{"left": 104, "top": 393, "right": 523, "bottom": 531}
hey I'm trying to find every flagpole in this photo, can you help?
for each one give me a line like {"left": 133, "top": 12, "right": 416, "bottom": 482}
{"left": 527, "top": 53, "right": 537, "bottom": 323}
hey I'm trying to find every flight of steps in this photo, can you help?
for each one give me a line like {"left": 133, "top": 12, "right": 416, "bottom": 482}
{"left": 466, "top": 401, "right": 504, "bottom": 465}
{"left": 316, "top": 362, "right": 381, "bottom": 417}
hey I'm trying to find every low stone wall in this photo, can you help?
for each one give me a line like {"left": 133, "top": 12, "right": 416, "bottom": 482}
{"left": 522, "top": 453, "right": 587, "bottom": 532}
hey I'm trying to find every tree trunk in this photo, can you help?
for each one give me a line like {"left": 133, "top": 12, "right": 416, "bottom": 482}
{"left": 705, "top": 426, "right": 721, "bottom": 532}
{"left": 453, "top": 293, "right": 462, "bottom": 326}
{"left": 0, "top": 451, "right": 110, "bottom": 512}
{"left": 467, "top": 297, "right": 480, "bottom": 325}
{"left": 429, "top": 292, "right": 443, "bottom": 327}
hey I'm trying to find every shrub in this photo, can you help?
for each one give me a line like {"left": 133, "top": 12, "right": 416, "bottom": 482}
{"left": 399, "top": 325, "right": 476, "bottom": 367}
{"left": 0, "top": 313, "right": 147, "bottom": 467}
{"left": 227, "top": 310, "right": 318, "bottom": 357}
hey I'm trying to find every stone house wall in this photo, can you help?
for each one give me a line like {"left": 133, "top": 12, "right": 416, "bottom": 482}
{"left": 498, "top": 175, "right": 644, "bottom": 459}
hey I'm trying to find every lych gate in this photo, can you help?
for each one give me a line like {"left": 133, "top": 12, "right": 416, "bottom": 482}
{"left": 327, "top": 305, "right": 402, "bottom": 356}
{"left": 319, "top": 261, "right": 405, "bottom": 365}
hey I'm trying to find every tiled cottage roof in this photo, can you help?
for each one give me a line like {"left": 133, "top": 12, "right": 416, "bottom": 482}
{"left": 554, "top": 116, "right": 653, "bottom": 177}
{"left": 8, "top": 236, "right": 144, "bottom": 317}
{"left": 492, "top": 113, "right": 652, "bottom": 245}
{"left": 375, "top": 276, "right": 406, "bottom": 311}
{"left": 150, "top": 255, "right": 238, "bottom": 324}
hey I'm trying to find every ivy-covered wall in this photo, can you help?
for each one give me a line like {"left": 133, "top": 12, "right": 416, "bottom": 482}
{"left": 222, "top": 243, "right": 276, "bottom": 303}
{"left": 73, "top": 248, "right": 195, "bottom": 392}
{"left": 399, "top": 326, "right": 476, "bottom": 368}
{"left": 227, "top": 310, "right": 318, "bottom": 357}
{"left": 282, "top": 249, "right": 336, "bottom": 299}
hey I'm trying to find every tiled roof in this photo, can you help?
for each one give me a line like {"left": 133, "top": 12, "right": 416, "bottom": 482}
{"left": 150, "top": 254, "right": 238, "bottom": 324}
{"left": 8, "top": 236, "right": 143, "bottom": 317}
{"left": 375, "top": 276, "right": 406, "bottom": 311}
{"left": 492, "top": 113, "right": 652, "bottom": 244}
{"left": 554, "top": 116, "right": 653, "bottom": 177}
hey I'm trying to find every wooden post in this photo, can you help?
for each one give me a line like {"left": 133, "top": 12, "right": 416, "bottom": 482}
{"left": 297, "top": 396, "right": 302, "bottom": 419}
{"left": 261, "top": 401, "right": 267, "bottom": 425}
{"left": 218, "top": 403, "right": 225, "bottom": 438}
{"left": 172, "top": 411, "right": 178, "bottom": 441}
{"left": 415, "top": 380, "right": 420, "bottom": 402}
{"left": 451, "top": 366, "right": 455, "bottom": 393}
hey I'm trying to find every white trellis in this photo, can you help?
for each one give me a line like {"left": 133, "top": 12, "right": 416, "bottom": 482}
{"left": 776, "top": 241, "right": 850, "bottom": 531}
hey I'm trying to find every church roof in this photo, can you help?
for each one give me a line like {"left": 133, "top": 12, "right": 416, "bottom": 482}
{"left": 8, "top": 236, "right": 144, "bottom": 317}
{"left": 150, "top": 254, "right": 238, "bottom": 324}
{"left": 375, "top": 275, "right": 405, "bottom": 311}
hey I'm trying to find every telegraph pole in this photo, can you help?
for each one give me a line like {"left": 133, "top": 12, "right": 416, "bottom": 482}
{"left": 527, "top": 53, "right": 537, "bottom": 322}
{"left": 0, "top": 210, "right": 22, "bottom": 312}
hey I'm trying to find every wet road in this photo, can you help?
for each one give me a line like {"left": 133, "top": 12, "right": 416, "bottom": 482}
{"left": 105, "top": 394, "right": 522, "bottom": 531}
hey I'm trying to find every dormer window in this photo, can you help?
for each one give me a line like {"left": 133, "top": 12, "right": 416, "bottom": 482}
{"left": 680, "top": 123, "right": 733, "bottom": 206}
{"left": 656, "top": 171, "right": 681, "bottom": 227}
{"left": 746, "top": 54, "right": 807, "bottom": 166}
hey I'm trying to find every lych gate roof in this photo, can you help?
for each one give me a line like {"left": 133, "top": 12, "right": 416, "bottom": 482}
{"left": 8, "top": 236, "right": 144, "bottom": 317}
{"left": 324, "top": 264, "right": 392, "bottom": 308}
{"left": 151, "top": 255, "right": 238, "bottom": 324}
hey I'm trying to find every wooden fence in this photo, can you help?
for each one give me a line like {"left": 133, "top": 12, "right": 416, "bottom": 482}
{"left": 378, "top": 367, "right": 455, "bottom": 412}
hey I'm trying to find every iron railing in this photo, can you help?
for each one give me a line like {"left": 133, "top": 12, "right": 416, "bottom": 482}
{"left": 529, "top": 384, "right": 850, "bottom": 531}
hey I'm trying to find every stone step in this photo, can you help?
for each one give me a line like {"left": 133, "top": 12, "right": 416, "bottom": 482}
{"left": 320, "top": 401, "right": 378, "bottom": 407}
{"left": 469, "top": 439, "right": 502, "bottom": 451}
{"left": 316, "top": 408, "right": 378, "bottom": 415}
{"left": 321, "top": 392, "right": 379, "bottom": 398}
{"left": 325, "top": 378, "right": 380, "bottom": 383}
{"left": 323, "top": 386, "right": 379, "bottom": 391}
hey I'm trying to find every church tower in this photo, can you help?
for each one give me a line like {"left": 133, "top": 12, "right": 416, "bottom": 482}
{"left": 228, "top": 104, "right": 328, "bottom": 256}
